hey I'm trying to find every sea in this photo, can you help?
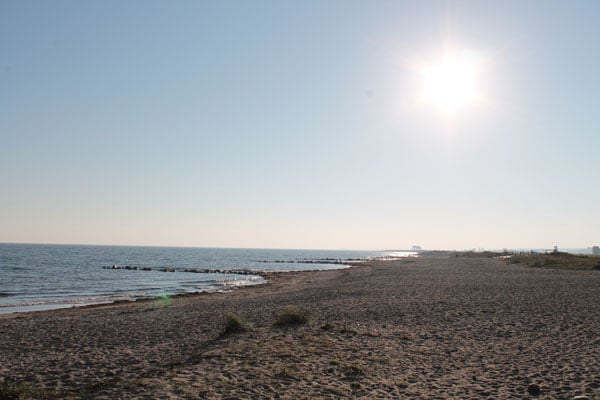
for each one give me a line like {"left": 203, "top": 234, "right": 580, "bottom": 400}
{"left": 0, "top": 243, "right": 413, "bottom": 314}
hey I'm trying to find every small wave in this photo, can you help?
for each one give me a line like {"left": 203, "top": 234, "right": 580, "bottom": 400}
{"left": 1, "top": 274, "right": 267, "bottom": 314}
{"left": 367, "top": 251, "right": 419, "bottom": 261}
{"left": 256, "top": 258, "right": 357, "bottom": 265}
{"left": 0, "top": 294, "right": 135, "bottom": 309}
{"left": 0, "top": 278, "right": 266, "bottom": 311}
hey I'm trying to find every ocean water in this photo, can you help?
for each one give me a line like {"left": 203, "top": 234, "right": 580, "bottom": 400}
{"left": 0, "top": 244, "right": 404, "bottom": 314}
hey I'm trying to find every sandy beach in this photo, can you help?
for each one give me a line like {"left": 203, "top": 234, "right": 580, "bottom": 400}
{"left": 1, "top": 255, "right": 599, "bottom": 399}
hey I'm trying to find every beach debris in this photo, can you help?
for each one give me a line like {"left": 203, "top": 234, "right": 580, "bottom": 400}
{"left": 527, "top": 383, "right": 541, "bottom": 395}
{"left": 572, "top": 396, "right": 590, "bottom": 400}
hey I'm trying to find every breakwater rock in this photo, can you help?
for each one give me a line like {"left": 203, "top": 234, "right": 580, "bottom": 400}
{"left": 103, "top": 265, "right": 261, "bottom": 275}
{"left": 255, "top": 258, "right": 361, "bottom": 265}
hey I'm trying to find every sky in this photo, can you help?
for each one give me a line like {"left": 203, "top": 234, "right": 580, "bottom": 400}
{"left": 1, "top": 1, "right": 599, "bottom": 250}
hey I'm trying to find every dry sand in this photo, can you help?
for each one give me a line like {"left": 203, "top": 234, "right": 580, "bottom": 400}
{"left": 1, "top": 256, "right": 599, "bottom": 399}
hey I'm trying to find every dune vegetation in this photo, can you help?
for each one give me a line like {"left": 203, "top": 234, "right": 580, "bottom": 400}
{"left": 507, "top": 252, "right": 600, "bottom": 270}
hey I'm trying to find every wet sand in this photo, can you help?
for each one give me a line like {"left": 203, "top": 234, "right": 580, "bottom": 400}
{"left": 1, "top": 256, "right": 599, "bottom": 399}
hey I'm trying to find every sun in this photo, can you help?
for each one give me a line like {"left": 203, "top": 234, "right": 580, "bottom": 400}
{"left": 421, "top": 50, "right": 482, "bottom": 116}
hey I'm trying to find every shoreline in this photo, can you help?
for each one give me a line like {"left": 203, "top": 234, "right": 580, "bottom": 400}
{"left": 0, "top": 265, "right": 350, "bottom": 317}
{"left": 0, "top": 252, "right": 373, "bottom": 316}
{"left": 1, "top": 256, "right": 599, "bottom": 399}
{"left": 0, "top": 266, "right": 343, "bottom": 319}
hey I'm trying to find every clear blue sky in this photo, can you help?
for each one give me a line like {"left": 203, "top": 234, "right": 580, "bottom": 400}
{"left": 1, "top": 1, "right": 599, "bottom": 250}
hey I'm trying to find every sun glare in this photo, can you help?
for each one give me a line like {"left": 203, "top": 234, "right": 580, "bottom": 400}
{"left": 421, "top": 50, "right": 482, "bottom": 116}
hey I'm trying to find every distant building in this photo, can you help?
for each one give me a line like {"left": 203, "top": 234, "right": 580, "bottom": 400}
{"left": 593, "top": 246, "right": 600, "bottom": 255}
{"left": 412, "top": 245, "right": 422, "bottom": 252}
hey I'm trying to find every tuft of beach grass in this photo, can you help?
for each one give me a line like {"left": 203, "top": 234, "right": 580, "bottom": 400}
{"left": 219, "top": 313, "right": 253, "bottom": 337}
{"left": 274, "top": 305, "right": 310, "bottom": 327}
{"left": 0, "top": 382, "right": 58, "bottom": 400}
